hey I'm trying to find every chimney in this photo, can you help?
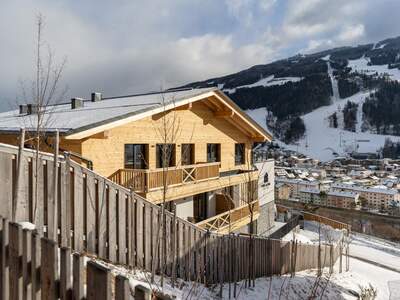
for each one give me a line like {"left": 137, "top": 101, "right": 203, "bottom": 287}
{"left": 71, "top": 98, "right": 84, "bottom": 109}
{"left": 27, "top": 104, "right": 38, "bottom": 115}
{"left": 19, "top": 104, "right": 28, "bottom": 115}
{"left": 91, "top": 92, "right": 102, "bottom": 102}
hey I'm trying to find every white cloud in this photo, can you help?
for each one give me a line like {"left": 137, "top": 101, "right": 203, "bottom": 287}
{"left": 337, "top": 24, "right": 365, "bottom": 43}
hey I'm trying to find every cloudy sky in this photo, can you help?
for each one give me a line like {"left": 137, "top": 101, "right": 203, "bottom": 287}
{"left": 1, "top": 0, "right": 400, "bottom": 110}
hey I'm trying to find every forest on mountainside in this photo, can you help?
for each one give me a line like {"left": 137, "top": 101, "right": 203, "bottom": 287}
{"left": 363, "top": 81, "right": 400, "bottom": 135}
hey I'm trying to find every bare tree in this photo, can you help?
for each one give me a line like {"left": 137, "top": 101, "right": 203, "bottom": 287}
{"left": 17, "top": 14, "right": 67, "bottom": 226}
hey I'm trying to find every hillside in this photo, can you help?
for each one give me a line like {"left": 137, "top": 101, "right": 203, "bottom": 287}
{"left": 182, "top": 36, "right": 400, "bottom": 160}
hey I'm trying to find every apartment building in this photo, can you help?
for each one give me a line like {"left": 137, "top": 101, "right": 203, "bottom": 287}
{"left": 298, "top": 188, "right": 325, "bottom": 205}
{"left": 331, "top": 183, "right": 399, "bottom": 210}
{"left": 327, "top": 190, "right": 360, "bottom": 209}
{"left": 0, "top": 88, "right": 273, "bottom": 234}
{"left": 275, "top": 177, "right": 320, "bottom": 199}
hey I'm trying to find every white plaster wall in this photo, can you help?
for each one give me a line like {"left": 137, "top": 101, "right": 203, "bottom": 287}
{"left": 256, "top": 159, "right": 275, "bottom": 206}
{"left": 175, "top": 196, "right": 193, "bottom": 221}
{"left": 207, "top": 191, "right": 216, "bottom": 218}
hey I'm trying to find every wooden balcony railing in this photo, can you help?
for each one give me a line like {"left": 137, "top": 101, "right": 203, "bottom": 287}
{"left": 196, "top": 200, "right": 260, "bottom": 233}
{"left": 108, "top": 162, "right": 220, "bottom": 192}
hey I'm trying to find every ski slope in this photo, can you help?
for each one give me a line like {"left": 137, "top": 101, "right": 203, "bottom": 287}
{"left": 245, "top": 57, "right": 400, "bottom": 161}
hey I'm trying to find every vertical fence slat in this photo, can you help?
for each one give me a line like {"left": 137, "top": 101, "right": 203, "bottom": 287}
{"left": 22, "top": 229, "right": 32, "bottom": 300}
{"left": 60, "top": 247, "right": 72, "bottom": 300}
{"left": 86, "top": 261, "right": 112, "bottom": 300}
{"left": 108, "top": 187, "right": 117, "bottom": 263}
{"left": 0, "top": 153, "right": 13, "bottom": 219}
{"left": 73, "top": 253, "right": 84, "bottom": 300}
{"left": 73, "top": 167, "right": 84, "bottom": 252}
{"left": 117, "top": 191, "right": 126, "bottom": 264}
{"left": 9, "top": 223, "right": 23, "bottom": 300}
{"left": 86, "top": 173, "right": 96, "bottom": 253}
{"left": 115, "top": 274, "right": 130, "bottom": 300}
{"left": 31, "top": 231, "right": 40, "bottom": 300}
{"left": 41, "top": 238, "right": 58, "bottom": 300}
{"left": 97, "top": 179, "right": 107, "bottom": 258}
{"left": 0, "top": 218, "right": 10, "bottom": 300}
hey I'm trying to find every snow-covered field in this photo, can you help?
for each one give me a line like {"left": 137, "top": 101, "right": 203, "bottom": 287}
{"left": 91, "top": 221, "right": 400, "bottom": 299}
{"left": 223, "top": 75, "right": 303, "bottom": 94}
{"left": 246, "top": 57, "right": 400, "bottom": 161}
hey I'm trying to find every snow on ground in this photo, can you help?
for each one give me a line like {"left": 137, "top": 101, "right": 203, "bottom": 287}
{"left": 264, "top": 91, "right": 400, "bottom": 161}
{"left": 224, "top": 75, "right": 303, "bottom": 94}
{"left": 246, "top": 56, "right": 400, "bottom": 162}
{"left": 87, "top": 220, "right": 400, "bottom": 299}
{"left": 282, "top": 221, "right": 344, "bottom": 244}
{"left": 348, "top": 57, "right": 400, "bottom": 82}
{"left": 93, "top": 250, "right": 400, "bottom": 299}
{"left": 349, "top": 232, "right": 400, "bottom": 271}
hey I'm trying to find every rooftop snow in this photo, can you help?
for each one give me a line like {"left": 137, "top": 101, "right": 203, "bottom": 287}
{"left": 0, "top": 88, "right": 215, "bottom": 134}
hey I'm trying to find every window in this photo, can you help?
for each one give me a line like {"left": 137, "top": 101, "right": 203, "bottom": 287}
{"left": 181, "top": 144, "right": 194, "bottom": 165}
{"left": 124, "top": 144, "right": 148, "bottom": 169}
{"left": 263, "top": 173, "right": 269, "bottom": 184}
{"left": 207, "top": 144, "right": 220, "bottom": 163}
{"left": 156, "top": 144, "right": 176, "bottom": 168}
{"left": 235, "top": 143, "right": 245, "bottom": 165}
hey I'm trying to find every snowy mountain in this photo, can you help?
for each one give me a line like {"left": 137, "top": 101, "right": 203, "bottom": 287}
{"left": 182, "top": 36, "right": 400, "bottom": 161}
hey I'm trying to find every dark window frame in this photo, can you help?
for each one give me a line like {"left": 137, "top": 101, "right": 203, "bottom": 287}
{"left": 181, "top": 143, "right": 195, "bottom": 166}
{"left": 235, "top": 143, "right": 245, "bottom": 165}
{"left": 207, "top": 143, "right": 221, "bottom": 163}
{"left": 124, "top": 144, "right": 148, "bottom": 169}
{"left": 156, "top": 143, "right": 176, "bottom": 168}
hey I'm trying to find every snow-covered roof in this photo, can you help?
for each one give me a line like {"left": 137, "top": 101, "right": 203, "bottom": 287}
{"left": 327, "top": 190, "right": 359, "bottom": 199}
{"left": 332, "top": 183, "right": 398, "bottom": 195}
{"left": 0, "top": 88, "right": 272, "bottom": 141}
{"left": 276, "top": 177, "right": 319, "bottom": 186}
{"left": 299, "top": 188, "right": 321, "bottom": 194}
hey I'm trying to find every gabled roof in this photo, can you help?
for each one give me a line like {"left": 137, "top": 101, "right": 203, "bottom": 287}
{"left": 0, "top": 88, "right": 272, "bottom": 142}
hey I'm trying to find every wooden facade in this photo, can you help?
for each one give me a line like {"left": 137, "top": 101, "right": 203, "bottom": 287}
{"left": 0, "top": 90, "right": 271, "bottom": 232}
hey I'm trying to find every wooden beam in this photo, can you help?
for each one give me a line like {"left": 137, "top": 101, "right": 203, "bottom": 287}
{"left": 214, "top": 110, "right": 234, "bottom": 118}
{"left": 175, "top": 103, "right": 192, "bottom": 111}
{"left": 89, "top": 130, "right": 110, "bottom": 139}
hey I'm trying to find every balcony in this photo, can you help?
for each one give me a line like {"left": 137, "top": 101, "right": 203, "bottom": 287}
{"left": 109, "top": 163, "right": 259, "bottom": 203}
{"left": 109, "top": 162, "right": 220, "bottom": 192}
{"left": 196, "top": 200, "right": 260, "bottom": 234}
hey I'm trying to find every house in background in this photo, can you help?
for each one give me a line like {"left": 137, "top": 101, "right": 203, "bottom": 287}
{"left": 0, "top": 87, "right": 273, "bottom": 234}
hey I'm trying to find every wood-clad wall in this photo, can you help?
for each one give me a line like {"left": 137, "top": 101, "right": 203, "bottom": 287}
{"left": 0, "top": 101, "right": 254, "bottom": 178}
{"left": 81, "top": 101, "right": 253, "bottom": 177}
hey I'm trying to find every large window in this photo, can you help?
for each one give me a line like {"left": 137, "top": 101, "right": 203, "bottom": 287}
{"left": 181, "top": 144, "right": 194, "bottom": 165}
{"left": 156, "top": 144, "right": 176, "bottom": 168}
{"left": 124, "top": 144, "right": 148, "bottom": 169}
{"left": 235, "top": 143, "right": 245, "bottom": 165}
{"left": 207, "top": 143, "right": 220, "bottom": 163}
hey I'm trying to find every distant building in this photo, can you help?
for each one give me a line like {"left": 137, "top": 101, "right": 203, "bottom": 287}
{"left": 275, "top": 182, "right": 291, "bottom": 200}
{"left": 298, "top": 188, "right": 325, "bottom": 205}
{"left": 331, "top": 183, "right": 400, "bottom": 210}
{"left": 327, "top": 190, "right": 360, "bottom": 209}
{"left": 275, "top": 177, "right": 319, "bottom": 199}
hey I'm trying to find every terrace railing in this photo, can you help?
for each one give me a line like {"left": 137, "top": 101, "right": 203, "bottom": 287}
{"left": 108, "top": 162, "right": 220, "bottom": 192}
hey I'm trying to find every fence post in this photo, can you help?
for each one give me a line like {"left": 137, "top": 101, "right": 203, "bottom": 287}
{"left": 31, "top": 231, "right": 41, "bottom": 300}
{"left": 41, "top": 237, "right": 59, "bottom": 300}
{"left": 22, "top": 228, "right": 32, "bottom": 299}
{"left": 50, "top": 130, "right": 59, "bottom": 241}
{"left": 115, "top": 274, "right": 130, "bottom": 300}
{"left": 86, "top": 260, "right": 112, "bottom": 300}
{"left": 73, "top": 253, "right": 84, "bottom": 300}
{"left": 13, "top": 128, "right": 25, "bottom": 222}
{"left": 9, "top": 223, "right": 23, "bottom": 300}
{"left": 60, "top": 247, "right": 72, "bottom": 300}
{"left": 0, "top": 218, "right": 10, "bottom": 300}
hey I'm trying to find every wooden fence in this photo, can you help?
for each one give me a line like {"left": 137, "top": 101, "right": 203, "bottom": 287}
{"left": 268, "top": 215, "right": 300, "bottom": 239}
{"left": 0, "top": 218, "right": 151, "bottom": 300}
{"left": 0, "top": 143, "right": 345, "bottom": 289}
